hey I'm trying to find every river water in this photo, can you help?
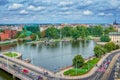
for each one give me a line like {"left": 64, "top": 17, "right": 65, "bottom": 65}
{"left": 0, "top": 40, "right": 96, "bottom": 80}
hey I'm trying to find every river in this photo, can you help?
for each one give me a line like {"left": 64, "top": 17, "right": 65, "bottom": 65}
{"left": 0, "top": 40, "right": 96, "bottom": 80}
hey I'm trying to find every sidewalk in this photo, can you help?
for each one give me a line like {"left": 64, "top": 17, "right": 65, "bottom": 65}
{"left": 55, "top": 49, "right": 120, "bottom": 79}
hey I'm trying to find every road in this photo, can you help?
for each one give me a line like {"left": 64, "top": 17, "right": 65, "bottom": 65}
{"left": 55, "top": 50, "right": 120, "bottom": 80}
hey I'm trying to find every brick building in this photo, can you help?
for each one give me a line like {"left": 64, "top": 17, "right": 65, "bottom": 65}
{"left": 0, "top": 29, "right": 17, "bottom": 41}
{"left": 0, "top": 33, "right": 9, "bottom": 41}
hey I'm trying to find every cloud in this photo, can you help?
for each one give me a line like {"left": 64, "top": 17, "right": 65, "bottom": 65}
{"left": 98, "top": 12, "right": 105, "bottom": 16}
{"left": 8, "top": 3, "right": 23, "bottom": 10}
{"left": 58, "top": 11, "right": 71, "bottom": 15}
{"left": 83, "top": 10, "right": 93, "bottom": 15}
{"left": 27, "top": 5, "right": 45, "bottom": 11}
{"left": 107, "top": 13, "right": 113, "bottom": 16}
{"left": 1, "top": 0, "right": 120, "bottom": 23}
{"left": 58, "top": 1, "right": 74, "bottom": 7}
{"left": 19, "top": 10, "right": 28, "bottom": 14}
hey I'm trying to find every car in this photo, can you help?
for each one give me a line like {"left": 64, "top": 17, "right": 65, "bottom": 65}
{"left": 104, "top": 64, "right": 108, "bottom": 69}
{"left": 13, "top": 64, "right": 17, "bottom": 67}
{"left": 37, "top": 75, "right": 43, "bottom": 80}
{"left": 29, "top": 72, "right": 36, "bottom": 76}
{"left": 22, "top": 69, "right": 29, "bottom": 73}
{"left": 17, "top": 66, "right": 22, "bottom": 70}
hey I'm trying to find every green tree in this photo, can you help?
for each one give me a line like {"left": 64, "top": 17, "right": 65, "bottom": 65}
{"left": 104, "top": 42, "right": 116, "bottom": 52}
{"left": 100, "top": 35, "right": 111, "bottom": 42}
{"left": 30, "top": 33, "right": 37, "bottom": 41}
{"left": 71, "top": 28, "right": 80, "bottom": 40}
{"left": 18, "top": 32, "right": 26, "bottom": 38}
{"left": 0, "top": 29, "right": 4, "bottom": 32}
{"left": 94, "top": 45, "right": 106, "bottom": 57}
{"left": 61, "top": 26, "right": 72, "bottom": 38}
{"left": 23, "top": 25, "right": 39, "bottom": 33}
{"left": 45, "top": 27, "right": 59, "bottom": 39}
{"left": 116, "top": 45, "right": 120, "bottom": 49}
{"left": 36, "top": 32, "right": 41, "bottom": 38}
{"left": 72, "top": 54, "right": 84, "bottom": 68}
{"left": 92, "top": 25, "right": 103, "bottom": 36}
{"left": 104, "top": 26, "right": 116, "bottom": 34}
{"left": 77, "top": 26, "right": 89, "bottom": 39}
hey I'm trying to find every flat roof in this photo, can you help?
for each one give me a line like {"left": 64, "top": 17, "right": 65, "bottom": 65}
{"left": 109, "top": 32, "right": 120, "bottom": 35}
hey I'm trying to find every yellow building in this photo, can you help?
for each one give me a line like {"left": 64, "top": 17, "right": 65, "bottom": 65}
{"left": 109, "top": 32, "right": 120, "bottom": 43}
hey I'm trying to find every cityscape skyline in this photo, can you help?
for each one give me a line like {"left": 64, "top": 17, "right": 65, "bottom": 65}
{"left": 0, "top": 0, "right": 120, "bottom": 24}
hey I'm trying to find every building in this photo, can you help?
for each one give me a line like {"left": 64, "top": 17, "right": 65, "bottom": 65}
{"left": 0, "top": 33, "right": 9, "bottom": 41}
{"left": 113, "top": 20, "right": 120, "bottom": 32}
{"left": 109, "top": 32, "right": 120, "bottom": 43}
{"left": 4, "top": 29, "right": 17, "bottom": 39}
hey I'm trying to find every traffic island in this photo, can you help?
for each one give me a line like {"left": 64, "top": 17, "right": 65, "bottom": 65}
{"left": 3, "top": 52, "right": 22, "bottom": 59}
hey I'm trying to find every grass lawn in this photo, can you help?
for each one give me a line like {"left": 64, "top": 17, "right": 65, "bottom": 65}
{"left": 64, "top": 58, "right": 100, "bottom": 76}
{"left": 4, "top": 52, "right": 18, "bottom": 57}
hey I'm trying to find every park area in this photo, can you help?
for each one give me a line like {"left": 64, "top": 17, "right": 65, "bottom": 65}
{"left": 64, "top": 58, "right": 100, "bottom": 76}
{"left": 4, "top": 52, "right": 18, "bottom": 58}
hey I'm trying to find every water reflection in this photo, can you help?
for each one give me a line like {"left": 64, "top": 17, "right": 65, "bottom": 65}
{"left": 0, "top": 44, "right": 17, "bottom": 51}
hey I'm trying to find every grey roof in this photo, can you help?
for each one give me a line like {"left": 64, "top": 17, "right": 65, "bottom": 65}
{"left": 109, "top": 32, "right": 120, "bottom": 35}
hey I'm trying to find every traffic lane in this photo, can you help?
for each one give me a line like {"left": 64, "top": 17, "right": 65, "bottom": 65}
{"left": 79, "top": 51, "right": 120, "bottom": 80}
{"left": 59, "top": 52, "right": 120, "bottom": 80}
{"left": 0, "top": 56, "right": 45, "bottom": 80}
{"left": 0, "top": 62, "right": 33, "bottom": 80}
{"left": 0, "top": 58, "right": 43, "bottom": 80}
{"left": 108, "top": 57, "right": 120, "bottom": 80}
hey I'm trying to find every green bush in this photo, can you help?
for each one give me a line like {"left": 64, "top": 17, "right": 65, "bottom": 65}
{"left": 104, "top": 42, "right": 116, "bottom": 52}
{"left": 94, "top": 45, "right": 106, "bottom": 57}
{"left": 100, "top": 35, "right": 111, "bottom": 42}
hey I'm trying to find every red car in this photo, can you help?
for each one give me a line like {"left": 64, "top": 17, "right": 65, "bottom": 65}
{"left": 22, "top": 69, "right": 29, "bottom": 73}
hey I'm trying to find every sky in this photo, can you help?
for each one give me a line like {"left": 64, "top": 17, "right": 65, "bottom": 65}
{"left": 0, "top": 0, "right": 120, "bottom": 24}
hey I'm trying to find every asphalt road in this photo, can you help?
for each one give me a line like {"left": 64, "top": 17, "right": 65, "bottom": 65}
{"left": 55, "top": 51, "right": 120, "bottom": 80}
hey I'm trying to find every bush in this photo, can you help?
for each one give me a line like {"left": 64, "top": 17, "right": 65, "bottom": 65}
{"left": 64, "top": 58, "right": 100, "bottom": 76}
{"left": 72, "top": 55, "right": 84, "bottom": 68}
{"left": 100, "top": 35, "right": 111, "bottom": 42}
{"left": 116, "top": 45, "right": 120, "bottom": 49}
{"left": 94, "top": 45, "right": 106, "bottom": 57}
{"left": 104, "top": 42, "right": 116, "bottom": 52}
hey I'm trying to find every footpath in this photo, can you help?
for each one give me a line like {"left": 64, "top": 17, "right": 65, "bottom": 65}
{"left": 55, "top": 49, "right": 120, "bottom": 79}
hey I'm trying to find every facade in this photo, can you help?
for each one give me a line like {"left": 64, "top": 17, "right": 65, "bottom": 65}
{"left": 0, "top": 29, "right": 17, "bottom": 41}
{"left": 0, "top": 33, "right": 9, "bottom": 41}
{"left": 109, "top": 32, "right": 120, "bottom": 43}
{"left": 4, "top": 29, "right": 17, "bottom": 39}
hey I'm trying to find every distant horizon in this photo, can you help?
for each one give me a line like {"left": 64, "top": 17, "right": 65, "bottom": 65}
{"left": 0, "top": 19, "right": 119, "bottom": 24}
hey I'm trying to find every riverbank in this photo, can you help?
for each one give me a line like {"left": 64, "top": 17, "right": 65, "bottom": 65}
{"left": 0, "top": 39, "right": 17, "bottom": 45}
{"left": 55, "top": 49, "right": 120, "bottom": 79}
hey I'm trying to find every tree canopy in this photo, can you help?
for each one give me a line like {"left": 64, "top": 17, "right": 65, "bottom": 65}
{"left": 72, "top": 54, "right": 84, "bottom": 68}
{"left": 94, "top": 45, "right": 106, "bottom": 57}
{"left": 100, "top": 35, "right": 111, "bottom": 42}
{"left": 45, "top": 27, "right": 59, "bottom": 39}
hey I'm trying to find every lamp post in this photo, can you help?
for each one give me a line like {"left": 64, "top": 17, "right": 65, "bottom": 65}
{"left": 6, "top": 56, "right": 9, "bottom": 70}
{"left": 76, "top": 61, "right": 77, "bottom": 75}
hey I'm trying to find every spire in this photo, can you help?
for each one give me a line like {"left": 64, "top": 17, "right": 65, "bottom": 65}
{"left": 113, "top": 19, "right": 118, "bottom": 25}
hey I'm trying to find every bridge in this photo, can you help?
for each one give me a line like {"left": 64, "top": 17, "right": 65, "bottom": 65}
{"left": 0, "top": 54, "right": 56, "bottom": 80}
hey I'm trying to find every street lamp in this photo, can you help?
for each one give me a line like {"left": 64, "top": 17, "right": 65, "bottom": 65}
{"left": 6, "top": 56, "right": 9, "bottom": 70}
{"left": 76, "top": 61, "right": 77, "bottom": 75}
